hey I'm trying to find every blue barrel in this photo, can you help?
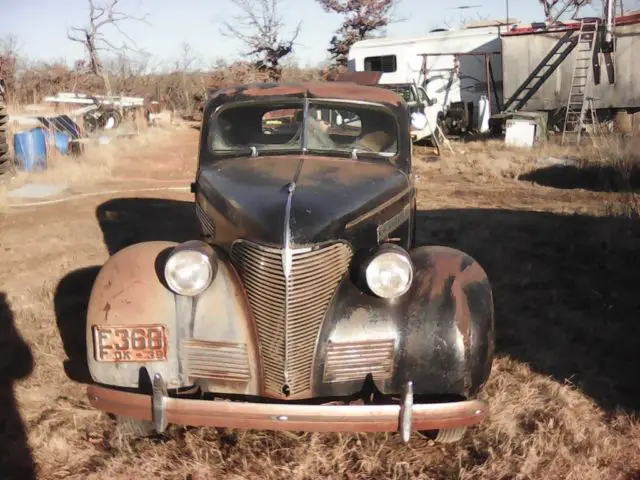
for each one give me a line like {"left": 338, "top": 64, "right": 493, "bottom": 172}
{"left": 14, "top": 128, "right": 47, "bottom": 171}
{"left": 54, "top": 131, "right": 71, "bottom": 155}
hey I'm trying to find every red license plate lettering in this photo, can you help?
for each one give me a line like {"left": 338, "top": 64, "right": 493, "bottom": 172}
{"left": 93, "top": 325, "right": 167, "bottom": 362}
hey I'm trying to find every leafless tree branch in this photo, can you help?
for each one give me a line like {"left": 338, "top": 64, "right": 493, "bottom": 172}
{"left": 67, "top": 0, "right": 149, "bottom": 93}
{"left": 538, "top": 0, "right": 593, "bottom": 23}
{"left": 220, "top": 0, "right": 301, "bottom": 81}
{"left": 316, "top": 0, "right": 399, "bottom": 67}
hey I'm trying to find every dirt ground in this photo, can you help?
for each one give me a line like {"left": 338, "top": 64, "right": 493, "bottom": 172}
{"left": 1, "top": 124, "right": 639, "bottom": 479}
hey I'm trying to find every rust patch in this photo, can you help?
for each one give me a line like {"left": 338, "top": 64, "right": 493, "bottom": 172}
{"left": 209, "top": 81, "right": 403, "bottom": 107}
{"left": 307, "top": 82, "right": 403, "bottom": 105}
{"left": 242, "top": 84, "right": 305, "bottom": 97}
{"left": 86, "top": 241, "right": 177, "bottom": 332}
{"left": 102, "top": 302, "right": 111, "bottom": 322}
{"left": 413, "top": 247, "right": 491, "bottom": 392}
{"left": 334, "top": 71, "right": 383, "bottom": 85}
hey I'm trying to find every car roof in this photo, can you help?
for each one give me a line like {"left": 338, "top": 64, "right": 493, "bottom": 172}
{"left": 207, "top": 81, "right": 407, "bottom": 112}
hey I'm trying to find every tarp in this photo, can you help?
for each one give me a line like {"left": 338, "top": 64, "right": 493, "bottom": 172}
{"left": 36, "top": 114, "right": 82, "bottom": 139}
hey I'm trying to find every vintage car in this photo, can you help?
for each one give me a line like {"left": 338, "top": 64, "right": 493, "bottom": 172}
{"left": 85, "top": 81, "right": 495, "bottom": 444}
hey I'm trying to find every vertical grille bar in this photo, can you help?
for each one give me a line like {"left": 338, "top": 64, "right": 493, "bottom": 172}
{"left": 230, "top": 240, "right": 352, "bottom": 397}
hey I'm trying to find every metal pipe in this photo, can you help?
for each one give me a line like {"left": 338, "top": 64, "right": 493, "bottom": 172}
{"left": 485, "top": 54, "right": 492, "bottom": 113}
{"left": 605, "top": 0, "right": 614, "bottom": 44}
{"left": 506, "top": 0, "right": 509, "bottom": 28}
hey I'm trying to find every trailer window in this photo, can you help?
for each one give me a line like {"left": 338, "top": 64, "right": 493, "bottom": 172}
{"left": 364, "top": 55, "right": 397, "bottom": 73}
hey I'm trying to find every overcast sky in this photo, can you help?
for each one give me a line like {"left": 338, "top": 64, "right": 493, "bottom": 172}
{"left": 2, "top": 0, "right": 604, "bottom": 69}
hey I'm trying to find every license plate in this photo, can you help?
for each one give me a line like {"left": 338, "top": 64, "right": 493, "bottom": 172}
{"left": 93, "top": 325, "right": 167, "bottom": 362}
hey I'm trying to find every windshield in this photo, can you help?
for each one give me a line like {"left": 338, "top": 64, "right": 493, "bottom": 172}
{"left": 208, "top": 100, "right": 398, "bottom": 158}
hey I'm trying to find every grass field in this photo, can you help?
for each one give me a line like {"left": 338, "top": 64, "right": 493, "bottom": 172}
{"left": 1, "top": 122, "right": 639, "bottom": 479}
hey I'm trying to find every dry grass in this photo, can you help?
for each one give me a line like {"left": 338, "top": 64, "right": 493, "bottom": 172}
{"left": 1, "top": 127, "right": 640, "bottom": 479}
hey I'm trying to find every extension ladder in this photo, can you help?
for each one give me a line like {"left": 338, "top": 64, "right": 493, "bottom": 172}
{"left": 561, "top": 19, "right": 600, "bottom": 145}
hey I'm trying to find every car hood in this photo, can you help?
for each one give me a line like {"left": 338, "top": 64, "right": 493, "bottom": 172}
{"left": 197, "top": 155, "right": 410, "bottom": 246}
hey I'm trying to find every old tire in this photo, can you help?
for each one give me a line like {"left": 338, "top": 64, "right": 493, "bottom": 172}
{"left": 100, "top": 109, "right": 122, "bottom": 130}
{"left": 115, "top": 415, "right": 156, "bottom": 437}
{"left": 0, "top": 90, "right": 12, "bottom": 178}
{"left": 434, "top": 426, "right": 467, "bottom": 443}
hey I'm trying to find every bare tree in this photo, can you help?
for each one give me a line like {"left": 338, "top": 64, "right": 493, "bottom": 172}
{"left": 68, "top": 0, "right": 149, "bottom": 93}
{"left": 220, "top": 0, "right": 301, "bottom": 81}
{"left": 0, "top": 35, "right": 20, "bottom": 98}
{"left": 175, "top": 43, "right": 202, "bottom": 111}
{"left": 317, "top": 0, "right": 400, "bottom": 68}
{"left": 538, "top": 0, "right": 593, "bottom": 23}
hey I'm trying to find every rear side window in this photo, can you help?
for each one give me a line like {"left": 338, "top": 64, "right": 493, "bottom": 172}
{"left": 364, "top": 55, "right": 397, "bottom": 73}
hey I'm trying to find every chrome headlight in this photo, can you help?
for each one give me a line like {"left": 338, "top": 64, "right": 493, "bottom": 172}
{"left": 164, "top": 240, "right": 217, "bottom": 296}
{"left": 365, "top": 245, "right": 414, "bottom": 299}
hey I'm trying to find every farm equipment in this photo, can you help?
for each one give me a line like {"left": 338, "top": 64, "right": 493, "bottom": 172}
{"left": 44, "top": 92, "right": 145, "bottom": 134}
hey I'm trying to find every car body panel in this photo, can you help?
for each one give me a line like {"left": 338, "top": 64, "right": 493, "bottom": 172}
{"left": 85, "top": 81, "right": 495, "bottom": 439}
{"left": 196, "top": 155, "right": 412, "bottom": 249}
{"left": 312, "top": 246, "right": 493, "bottom": 399}
{"left": 86, "top": 241, "right": 264, "bottom": 396}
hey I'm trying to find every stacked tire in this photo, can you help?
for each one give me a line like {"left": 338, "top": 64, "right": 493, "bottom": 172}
{"left": 0, "top": 80, "right": 12, "bottom": 179}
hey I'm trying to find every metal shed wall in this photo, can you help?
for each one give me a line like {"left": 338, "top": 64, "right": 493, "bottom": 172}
{"left": 501, "top": 21, "right": 640, "bottom": 111}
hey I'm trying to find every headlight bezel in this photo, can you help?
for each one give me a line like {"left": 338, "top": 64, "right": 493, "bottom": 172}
{"left": 363, "top": 243, "right": 414, "bottom": 299}
{"left": 163, "top": 240, "right": 218, "bottom": 296}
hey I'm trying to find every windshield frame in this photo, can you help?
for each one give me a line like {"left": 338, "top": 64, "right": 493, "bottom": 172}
{"left": 204, "top": 96, "right": 403, "bottom": 164}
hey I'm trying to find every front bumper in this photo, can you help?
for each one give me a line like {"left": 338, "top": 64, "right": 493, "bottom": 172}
{"left": 87, "top": 375, "right": 488, "bottom": 442}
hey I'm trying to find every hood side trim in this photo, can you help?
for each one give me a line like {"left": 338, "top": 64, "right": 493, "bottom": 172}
{"left": 344, "top": 185, "right": 413, "bottom": 230}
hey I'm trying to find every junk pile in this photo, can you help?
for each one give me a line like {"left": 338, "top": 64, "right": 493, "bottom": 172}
{"left": 7, "top": 92, "right": 148, "bottom": 173}
{"left": 43, "top": 92, "right": 146, "bottom": 133}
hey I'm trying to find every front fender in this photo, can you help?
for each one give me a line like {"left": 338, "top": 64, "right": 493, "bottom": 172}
{"left": 86, "top": 241, "right": 261, "bottom": 394}
{"left": 402, "top": 246, "right": 494, "bottom": 397}
{"left": 312, "top": 245, "right": 494, "bottom": 399}
{"left": 86, "top": 241, "right": 182, "bottom": 389}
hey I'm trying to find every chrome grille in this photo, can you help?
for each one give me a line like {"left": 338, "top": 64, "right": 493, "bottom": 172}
{"left": 196, "top": 203, "right": 216, "bottom": 239}
{"left": 323, "top": 339, "right": 395, "bottom": 383}
{"left": 230, "top": 240, "right": 352, "bottom": 397}
{"left": 182, "top": 339, "right": 250, "bottom": 382}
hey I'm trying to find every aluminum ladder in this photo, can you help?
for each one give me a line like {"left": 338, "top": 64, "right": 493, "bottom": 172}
{"left": 561, "top": 19, "right": 600, "bottom": 146}
{"left": 428, "top": 122, "right": 454, "bottom": 156}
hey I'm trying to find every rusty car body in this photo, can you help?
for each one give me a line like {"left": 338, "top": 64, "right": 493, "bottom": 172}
{"left": 85, "top": 81, "right": 495, "bottom": 443}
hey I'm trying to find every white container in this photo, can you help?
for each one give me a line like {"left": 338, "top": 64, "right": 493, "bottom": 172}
{"left": 505, "top": 119, "right": 536, "bottom": 148}
{"left": 476, "top": 95, "right": 491, "bottom": 132}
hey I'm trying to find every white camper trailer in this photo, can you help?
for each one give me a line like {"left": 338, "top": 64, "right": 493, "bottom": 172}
{"left": 347, "top": 25, "right": 505, "bottom": 138}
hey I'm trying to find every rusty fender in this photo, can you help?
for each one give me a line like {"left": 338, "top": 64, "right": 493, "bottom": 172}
{"left": 313, "top": 245, "right": 494, "bottom": 399}
{"left": 403, "top": 246, "right": 494, "bottom": 398}
{"left": 86, "top": 241, "right": 260, "bottom": 394}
